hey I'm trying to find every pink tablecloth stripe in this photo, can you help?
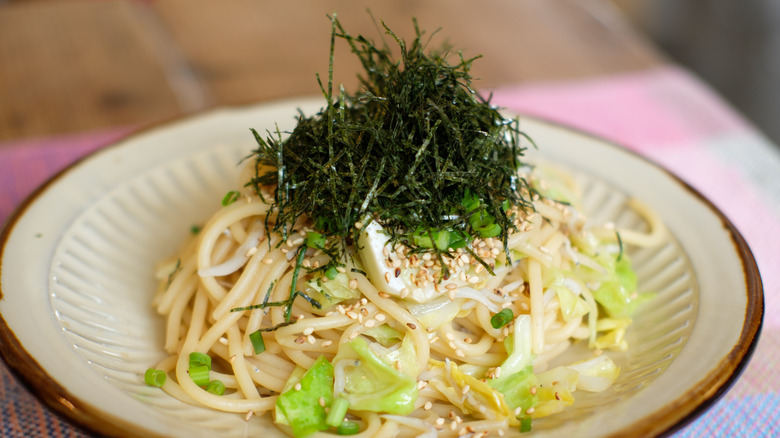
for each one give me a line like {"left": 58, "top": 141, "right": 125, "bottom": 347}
{"left": 1, "top": 65, "right": 778, "bottom": 437}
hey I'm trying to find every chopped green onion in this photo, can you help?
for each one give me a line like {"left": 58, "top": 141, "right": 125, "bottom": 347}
{"left": 461, "top": 189, "right": 481, "bottom": 212}
{"left": 324, "top": 266, "right": 339, "bottom": 280}
{"left": 519, "top": 416, "right": 533, "bottom": 433}
{"left": 336, "top": 420, "right": 361, "bottom": 435}
{"left": 189, "top": 352, "right": 212, "bottom": 370}
{"left": 249, "top": 330, "right": 266, "bottom": 354}
{"left": 412, "top": 228, "right": 434, "bottom": 248}
{"left": 206, "top": 380, "right": 225, "bottom": 395}
{"left": 326, "top": 397, "right": 350, "bottom": 427}
{"left": 190, "top": 225, "right": 202, "bottom": 235}
{"left": 477, "top": 223, "right": 501, "bottom": 238}
{"left": 189, "top": 364, "right": 210, "bottom": 387}
{"left": 144, "top": 368, "right": 167, "bottom": 387}
{"left": 307, "top": 231, "right": 326, "bottom": 249}
{"left": 490, "top": 308, "right": 514, "bottom": 329}
{"left": 446, "top": 229, "right": 468, "bottom": 250}
{"left": 221, "top": 190, "right": 241, "bottom": 206}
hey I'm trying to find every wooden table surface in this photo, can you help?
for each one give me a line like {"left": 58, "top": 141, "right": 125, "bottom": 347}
{"left": 0, "top": 0, "right": 665, "bottom": 144}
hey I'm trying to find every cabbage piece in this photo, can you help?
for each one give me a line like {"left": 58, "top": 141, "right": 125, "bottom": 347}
{"left": 529, "top": 165, "right": 578, "bottom": 205}
{"left": 487, "top": 315, "right": 539, "bottom": 420}
{"left": 333, "top": 337, "right": 417, "bottom": 415}
{"left": 488, "top": 365, "right": 538, "bottom": 417}
{"left": 594, "top": 318, "right": 631, "bottom": 351}
{"left": 275, "top": 356, "right": 334, "bottom": 437}
{"left": 549, "top": 276, "right": 590, "bottom": 322}
{"left": 533, "top": 366, "right": 577, "bottom": 418}
{"left": 431, "top": 360, "right": 516, "bottom": 423}
{"left": 363, "top": 323, "right": 403, "bottom": 346}
{"left": 303, "top": 271, "right": 360, "bottom": 312}
{"left": 501, "top": 314, "right": 534, "bottom": 375}
{"left": 368, "top": 334, "right": 420, "bottom": 377}
{"left": 407, "top": 297, "right": 463, "bottom": 330}
{"left": 567, "top": 355, "right": 620, "bottom": 392}
{"left": 576, "top": 253, "right": 647, "bottom": 319}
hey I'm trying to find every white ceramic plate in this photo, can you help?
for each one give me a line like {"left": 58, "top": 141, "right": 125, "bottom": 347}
{"left": 0, "top": 98, "right": 762, "bottom": 437}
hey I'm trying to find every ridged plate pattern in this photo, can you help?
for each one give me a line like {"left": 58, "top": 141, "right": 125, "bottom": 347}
{"left": 48, "top": 146, "right": 697, "bottom": 436}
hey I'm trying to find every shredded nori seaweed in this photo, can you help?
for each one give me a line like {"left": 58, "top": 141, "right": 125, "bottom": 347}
{"left": 248, "top": 14, "right": 534, "bottom": 265}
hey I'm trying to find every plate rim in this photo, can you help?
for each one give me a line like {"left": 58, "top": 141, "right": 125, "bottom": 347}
{"left": 0, "top": 98, "right": 764, "bottom": 438}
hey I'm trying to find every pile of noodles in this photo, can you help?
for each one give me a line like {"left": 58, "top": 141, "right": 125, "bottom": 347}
{"left": 150, "top": 161, "right": 665, "bottom": 437}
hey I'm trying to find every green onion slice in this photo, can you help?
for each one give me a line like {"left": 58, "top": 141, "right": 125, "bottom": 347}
{"left": 189, "top": 352, "right": 212, "bottom": 370}
{"left": 221, "top": 190, "right": 241, "bottom": 206}
{"left": 249, "top": 330, "right": 266, "bottom": 354}
{"left": 336, "top": 420, "right": 361, "bottom": 435}
{"left": 324, "top": 266, "right": 339, "bottom": 280}
{"left": 307, "top": 231, "right": 326, "bottom": 249}
{"left": 490, "top": 308, "right": 514, "bottom": 329}
{"left": 189, "top": 364, "right": 210, "bottom": 387}
{"left": 206, "top": 380, "right": 226, "bottom": 395}
{"left": 326, "top": 397, "right": 350, "bottom": 427}
{"left": 144, "top": 368, "right": 167, "bottom": 387}
{"left": 520, "top": 416, "right": 533, "bottom": 433}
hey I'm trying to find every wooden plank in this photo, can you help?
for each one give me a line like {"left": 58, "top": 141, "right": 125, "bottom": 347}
{"left": 0, "top": 0, "right": 203, "bottom": 142}
{"left": 0, "top": 0, "right": 664, "bottom": 143}
{"left": 153, "top": 0, "right": 664, "bottom": 106}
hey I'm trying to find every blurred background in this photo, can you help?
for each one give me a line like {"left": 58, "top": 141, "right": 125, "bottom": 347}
{"left": 1, "top": 0, "right": 779, "bottom": 147}
{"left": 615, "top": 0, "right": 780, "bottom": 148}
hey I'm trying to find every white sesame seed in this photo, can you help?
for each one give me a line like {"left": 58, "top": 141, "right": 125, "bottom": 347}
{"left": 348, "top": 331, "right": 359, "bottom": 339}
{"left": 375, "top": 313, "right": 386, "bottom": 322}
{"left": 424, "top": 401, "right": 432, "bottom": 410}
{"left": 303, "top": 327, "right": 314, "bottom": 336}
{"left": 322, "top": 340, "right": 333, "bottom": 347}
{"left": 262, "top": 258, "right": 273, "bottom": 264}
{"left": 364, "top": 319, "right": 376, "bottom": 328}
{"left": 294, "top": 382, "right": 302, "bottom": 391}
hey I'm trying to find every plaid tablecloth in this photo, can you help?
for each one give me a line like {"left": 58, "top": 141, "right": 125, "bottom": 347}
{"left": 1, "top": 65, "right": 778, "bottom": 437}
